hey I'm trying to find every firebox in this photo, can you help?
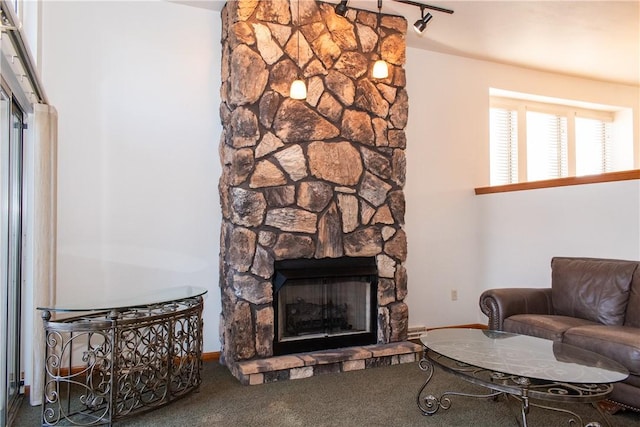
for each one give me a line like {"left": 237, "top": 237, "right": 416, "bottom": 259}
{"left": 272, "top": 257, "right": 378, "bottom": 355}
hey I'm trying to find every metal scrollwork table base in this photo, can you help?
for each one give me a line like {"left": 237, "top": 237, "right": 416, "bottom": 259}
{"left": 37, "top": 286, "right": 206, "bottom": 426}
{"left": 416, "top": 329, "right": 629, "bottom": 427}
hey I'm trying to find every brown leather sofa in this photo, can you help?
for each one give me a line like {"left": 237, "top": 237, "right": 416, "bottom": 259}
{"left": 480, "top": 257, "right": 640, "bottom": 411}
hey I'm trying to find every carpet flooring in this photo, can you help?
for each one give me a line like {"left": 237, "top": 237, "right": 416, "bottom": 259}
{"left": 15, "top": 360, "right": 640, "bottom": 426}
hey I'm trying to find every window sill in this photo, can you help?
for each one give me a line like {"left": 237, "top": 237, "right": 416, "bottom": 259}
{"left": 474, "top": 170, "right": 640, "bottom": 195}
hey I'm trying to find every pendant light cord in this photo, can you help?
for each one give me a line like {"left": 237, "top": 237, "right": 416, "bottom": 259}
{"left": 297, "top": 0, "right": 301, "bottom": 78}
{"left": 377, "top": 0, "right": 383, "bottom": 59}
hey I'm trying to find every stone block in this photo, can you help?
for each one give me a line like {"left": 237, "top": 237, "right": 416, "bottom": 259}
{"left": 360, "top": 172, "right": 392, "bottom": 207}
{"left": 299, "top": 354, "right": 319, "bottom": 366}
{"left": 315, "top": 203, "right": 344, "bottom": 259}
{"left": 337, "top": 194, "right": 359, "bottom": 233}
{"left": 273, "top": 233, "right": 315, "bottom": 259}
{"left": 342, "top": 360, "right": 366, "bottom": 372}
{"left": 298, "top": 181, "right": 333, "bottom": 213}
{"left": 307, "top": 141, "right": 363, "bottom": 186}
{"left": 265, "top": 208, "right": 317, "bottom": 233}
{"left": 366, "top": 341, "right": 421, "bottom": 357}
{"left": 264, "top": 370, "right": 290, "bottom": 383}
{"left": 365, "top": 356, "right": 392, "bottom": 368}
{"left": 313, "top": 363, "right": 341, "bottom": 376}
{"left": 378, "top": 278, "right": 396, "bottom": 306}
{"left": 250, "top": 160, "right": 287, "bottom": 188}
{"left": 249, "top": 373, "right": 264, "bottom": 385}
{"left": 237, "top": 355, "right": 304, "bottom": 375}
{"left": 274, "top": 145, "right": 308, "bottom": 181}
{"left": 273, "top": 99, "right": 340, "bottom": 143}
{"left": 325, "top": 70, "right": 355, "bottom": 106}
{"left": 399, "top": 352, "right": 417, "bottom": 364}
{"left": 310, "top": 347, "right": 372, "bottom": 365}
{"left": 290, "top": 366, "right": 314, "bottom": 380}
{"left": 344, "top": 227, "right": 383, "bottom": 257}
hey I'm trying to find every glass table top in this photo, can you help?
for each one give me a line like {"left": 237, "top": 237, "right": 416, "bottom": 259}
{"left": 421, "top": 328, "right": 628, "bottom": 384}
{"left": 37, "top": 285, "right": 208, "bottom": 312}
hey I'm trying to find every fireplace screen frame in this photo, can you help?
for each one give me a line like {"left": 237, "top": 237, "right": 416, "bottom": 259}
{"left": 272, "top": 257, "right": 378, "bottom": 355}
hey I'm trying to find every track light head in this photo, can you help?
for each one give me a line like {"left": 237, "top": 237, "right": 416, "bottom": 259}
{"left": 335, "top": 0, "right": 349, "bottom": 16}
{"left": 413, "top": 11, "right": 433, "bottom": 34}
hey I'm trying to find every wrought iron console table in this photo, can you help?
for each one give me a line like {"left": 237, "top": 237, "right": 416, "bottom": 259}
{"left": 37, "top": 286, "right": 207, "bottom": 426}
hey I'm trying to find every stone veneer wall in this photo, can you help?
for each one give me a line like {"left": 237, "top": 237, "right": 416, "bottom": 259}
{"left": 219, "top": 0, "right": 409, "bottom": 368}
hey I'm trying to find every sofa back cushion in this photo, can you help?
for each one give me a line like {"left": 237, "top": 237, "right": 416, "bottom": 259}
{"left": 551, "top": 257, "right": 637, "bottom": 326}
{"left": 624, "top": 265, "right": 640, "bottom": 327}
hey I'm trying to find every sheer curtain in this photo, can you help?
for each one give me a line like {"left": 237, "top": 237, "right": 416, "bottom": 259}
{"left": 29, "top": 103, "right": 57, "bottom": 406}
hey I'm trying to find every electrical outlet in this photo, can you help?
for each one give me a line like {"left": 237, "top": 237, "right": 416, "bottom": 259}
{"left": 451, "top": 289, "right": 458, "bottom": 301}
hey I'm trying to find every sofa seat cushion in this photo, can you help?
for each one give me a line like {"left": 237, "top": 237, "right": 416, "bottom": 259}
{"left": 563, "top": 325, "right": 640, "bottom": 375}
{"left": 504, "top": 315, "right": 597, "bottom": 341}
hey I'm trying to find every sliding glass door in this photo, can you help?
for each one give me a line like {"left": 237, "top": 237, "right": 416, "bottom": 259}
{"left": 1, "top": 85, "right": 25, "bottom": 426}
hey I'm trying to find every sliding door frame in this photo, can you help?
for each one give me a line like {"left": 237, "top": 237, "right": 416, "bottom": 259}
{"left": 1, "top": 77, "right": 26, "bottom": 427}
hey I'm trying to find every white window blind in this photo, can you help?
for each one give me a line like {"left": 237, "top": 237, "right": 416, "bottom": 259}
{"left": 526, "top": 111, "right": 568, "bottom": 181}
{"left": 490, "top": 108, "right": 518, "bottom": 185}
{"left": 575, "top": 117, "right": 612, "bottom": 176}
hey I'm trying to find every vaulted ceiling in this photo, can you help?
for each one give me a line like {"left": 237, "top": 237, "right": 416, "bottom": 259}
{"left": 186, "top": 0, "right": 639, "bottom": 86}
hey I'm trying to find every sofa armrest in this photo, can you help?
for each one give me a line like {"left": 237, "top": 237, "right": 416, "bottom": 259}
{"left": 479, "top": 288, "right": 553, "bottom": 331}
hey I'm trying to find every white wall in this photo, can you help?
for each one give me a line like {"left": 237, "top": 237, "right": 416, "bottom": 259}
{"left": 477, "top": 181, "right": 640, "bottom": 290}
{"left": 404, "top": 48, "right": 640, "bottom": 329}
{"left": 40, "top": 1, "right": 222, "bottom": 351}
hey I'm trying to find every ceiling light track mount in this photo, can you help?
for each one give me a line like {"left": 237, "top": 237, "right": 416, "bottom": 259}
{"left": 335, "top": 0, "right": 349, "bottom": 16}
{"left": 392, "top": 0, "right": 453, "bottom": 34}
{"left": 391, "top": 0, "right": 454, "bottom": 16}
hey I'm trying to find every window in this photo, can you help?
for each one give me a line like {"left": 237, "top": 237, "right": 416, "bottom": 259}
{"left": 575, "top": 117, "right": 612, "bottom": 176}
{"left": 526, "top": 112, "right": 568, "bottom": 181}
{"left": 489, "top": 90, "right": 633, "bottom": 186}
{"left": 489, "top": 108, "right": 517, "bottom": 185}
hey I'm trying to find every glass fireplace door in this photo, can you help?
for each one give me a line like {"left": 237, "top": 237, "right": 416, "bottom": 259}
{"left": 272, "top": 256, "right": 378, "bottom": 355}
{"left": 277, "top": 277, "right": 372, "bottom": 341}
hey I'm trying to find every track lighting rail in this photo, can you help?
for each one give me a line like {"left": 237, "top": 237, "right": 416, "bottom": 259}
{"left": 332, "top": 0, "right": 453, "bottom": 35}
{"left": 392, "top": 0, "right": 454, "bottom": 15}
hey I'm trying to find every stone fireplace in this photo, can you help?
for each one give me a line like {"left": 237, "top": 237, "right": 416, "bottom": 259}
{"left": 219, "top": 0, "right": 416, "bottom": 383}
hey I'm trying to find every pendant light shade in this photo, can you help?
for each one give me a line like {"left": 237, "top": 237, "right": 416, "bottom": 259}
{"left": 290, "top": 79, "right": 307, "bottom": 100}
{"left": 372, "top": 59, "right": 389, "bottom": 79}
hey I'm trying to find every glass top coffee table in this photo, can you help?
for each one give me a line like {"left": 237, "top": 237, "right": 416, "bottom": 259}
{"left": 417, "top": 328, "right": 628, "bottom": 427}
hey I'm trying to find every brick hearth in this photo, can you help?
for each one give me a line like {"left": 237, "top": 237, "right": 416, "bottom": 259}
{"left": 233, "top": 341, "right": 422, "bottom": 385}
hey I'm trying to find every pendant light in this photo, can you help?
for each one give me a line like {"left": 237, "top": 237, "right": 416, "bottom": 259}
{"left": 290, "top": 0, "right": 307, "bottom": 100}
{"left": 372, "top": 0, "right": 389, "bottom": 79}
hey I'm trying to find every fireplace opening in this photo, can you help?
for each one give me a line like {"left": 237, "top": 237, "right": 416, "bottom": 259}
{"left": 272, "top": 257, "right": 378, "bottom": 355}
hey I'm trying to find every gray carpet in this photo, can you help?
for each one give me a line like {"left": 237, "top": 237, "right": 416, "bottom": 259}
{"left": 15, "top": 361, "right": 640, "bottom": 426}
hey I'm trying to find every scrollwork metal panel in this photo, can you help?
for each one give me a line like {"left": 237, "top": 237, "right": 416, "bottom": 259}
{"left": 417, "top": 349, "right": 616, "bottom": 427}
{"left": 41, "top": 296, "right": 203, "bottom": 426}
